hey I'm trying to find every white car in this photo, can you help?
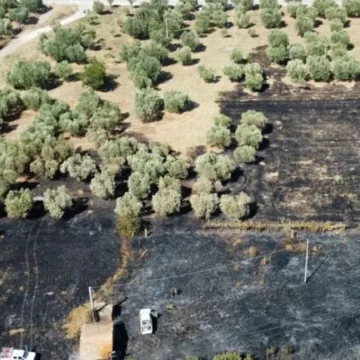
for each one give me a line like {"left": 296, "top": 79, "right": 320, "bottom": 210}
{"left": 140, "top": 309, "right": 153, "bottom": 335}
{"left": 1, "top": 348, "right": 37, "bottom": 360}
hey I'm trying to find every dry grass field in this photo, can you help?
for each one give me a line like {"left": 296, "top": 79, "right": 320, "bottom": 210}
{"left": 2, "top": 5, "right": 360, "bottom": 155}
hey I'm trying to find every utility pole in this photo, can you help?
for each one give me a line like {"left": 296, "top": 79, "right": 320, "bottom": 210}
{"left": 304, "top": 240, "right": 309, "bottom": 283}
{"left": 88, "top": 286, "right": 95, "bottom": 322}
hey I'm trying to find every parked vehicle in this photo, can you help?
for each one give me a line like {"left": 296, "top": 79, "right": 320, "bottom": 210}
{"left": 0, "top": 347, "right": 37, "bottom": 360}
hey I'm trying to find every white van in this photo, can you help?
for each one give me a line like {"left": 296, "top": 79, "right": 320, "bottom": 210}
{"left": 0, "top": 348, "right": 37, "bottom": 360}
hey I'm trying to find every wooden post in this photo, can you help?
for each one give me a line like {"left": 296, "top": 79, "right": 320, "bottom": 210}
{"left": 144, "top": 228, "right": 148, "bottom": 238}
{"left": 291, "top": 229, "right": 296, "bottom": 240}
{"left": 304, "top": 240, "right": 309, "bottom": 283}
{"left": 88, "top": 286, "right": 95, "bottom": 322}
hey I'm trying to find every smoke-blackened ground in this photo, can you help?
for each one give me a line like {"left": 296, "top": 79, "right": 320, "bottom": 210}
{"left": 114, "top": 219, "right": 360, "bottom": 360}
{"left": 0, "top": 210, "right": 120, "bottom": 360}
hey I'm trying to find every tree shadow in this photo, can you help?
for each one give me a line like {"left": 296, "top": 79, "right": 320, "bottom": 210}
{"left": 156, "top": 71, "right": 173, "bottom": 86}
{"left": 194, "top": 43, "right": 206, "bottom": 53}
{"left": 258, "top": 137, "right": 270, "bottom": 151}
{"left": 167, "top": 43, "right": 182, "bottom": 52}
{"left": 230, "top": 167, "right": 244, "bottom": 182}
{"left": 314, "top": 19, "right": 323, "bottom": 28}
{"left": 263, "top": 122, "right": 273, "bottom": 135}
{"left": 103, "top": 74, "right": 118, "bottom": 92}
{"left": 183, "top": 100, "right": 199, "bottom": 113}
{"left": 28, "top": 201, "right": 47, "bottom": 220}
{"left": 248, "top": 201, "right": 258, "bottom": 219}
{"left": 186, "top": 58, "right": 200, "bottom": 66}
{"left": 63, "top": 197, "right": 89, "bottom": 220}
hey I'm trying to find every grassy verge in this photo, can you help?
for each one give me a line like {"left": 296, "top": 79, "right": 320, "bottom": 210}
{"left": 204, "top": 220, "right": 347, "bottom": 233}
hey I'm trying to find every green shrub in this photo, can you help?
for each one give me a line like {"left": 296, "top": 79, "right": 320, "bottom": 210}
{"left": 115, "top": 192, "right": 142, "bottom": 216}
{"left": 213, "top": 352, "right": 242, "bottom": 360}
{"left": 195, "top": 11, "right": 211, "bottom": 35}
{"left": 5, "top": 189, "right": 33, "bottom": 219}
{"left": 81, "top": 58, "right": 106, "bottom": 90}
{"left": 181, "top": 30, "right": 200, "bottom": 51}
{"left": 21, "top": 88, "right": 51, "bottom": 110}
{"left": 296, "top": 5, "right": 318, "bottom": 20}
{"left": 235, "top": 124, "right": 262, "bottom": 148}
{"left": 38, "top": 24, "right": 94, "bottom": 63}
{"left": 330, "top": 19, "right": 344, "bottom": 32}
{"left": 116, "top": 212, "right": 140, "bottom": 239}
{"left": 223, "top": 64, "right": 244, "bottom": 81}
{"left": 313, "top": 0, "right": 336, "bottom": 17}
{"left": 306, "top": 38, "right": 327, "bottom": 56}
{"left": 244, "top": 63, "right": 264, "bottom": 91}
{"left": 241, "top": 110, "right": 267, "bottom": 130}
{"left": 214, "top": 115, "right": 231, "bottom": 127}
{"left": 220, "top": 192, "right": 251, "bottom": 219}
{"left": 198, "top": 65, "right": 216, "bottom": 82}
{"left": 60, "top": 153, "right": 97, "bottom": 181}
{"left": 164, "top": 155, "right": 189, "bottom": 179}
{"left": 260, "top": 8, "right": 282, "bottom": 28}
{"left": 230, "top": 49, "right": 247, "bottom": 64}
{"left": 236, "top": 9, "right": 250, "bottom": 28}
{"left": 287, "top": 1, "right": 302, "bottom": 18}
{"left": 306, "top": 55, "right": 331, "bottom": 81}
{"left": 206, "top": 125, "right": 232, "bottom": 148}
{"left": 123, "top": 16, "right": 149, "bottom": 39}
{"left": 7, "top": 60, "right": 51, "bottom": 89}
{"left": 93, "top": 0, "right": 105, "bottom": 14}
{"left": 260, "top": 0, "right": 278, "bottom": 8}
{"left": 195, "top": 152, "right": 235, "bottom": 181}
{"left": 325, "top": 6, "right": 347, "bottom": 23}
{"left": 236, "top": 0, "right": 253, "bottom": 10}
{"left": 76, "top": 88, "right": 102, "bottom": 118}
{"left": 234, "top": 145, "right": 256, "bottom": 163}
{"left": 90, "top": 170, "right": 115, "bottom": 199}
{"left": 135, "top": 88, "right": 163, "bottom": 122}
{"left": 152, "top": 188, "right": 181, "bottom": 216}
{"left": 329, "top": 42, "right": 348, "bottom": 59}
{"left": 331, "top": 56, "right": 360, "bottom": 80}
{"left": 55, "top": 61, "right": 73, "bottom": 81}
{"left": 119, "top": 41, "right": 141, "bottom": 62}
{"left": 296, "top": 15, "right": 314, "bottom": 36}
{"left": 190, "top": 192, "right": 219, "bottom": 219}
{"left": 174, "top": 46, "right": 192, "bottom": 65}
{"left": 141, "top": 41, "right": 169, "bottom": 65}
{"left": 343, "top": 0, "right": 360, "bottom": 17}
{"left": 128, "top": 171, "right": 151, "bottom": 199}
{"left": 209, "top": 5, "right": 228, "bottom": 28}
{"left": 288, "top": 43, "right": 307, "bottom": 61}
{"left": 8, "top": 7, "right": 28, "bottom": 26}
{"left": 128, "top": 55, "right": 162, "bottom": 88}
{"left": 158, "top": 175, "right": 181, "bottom": 192}
{"left": 331, "top": 30, "right": 350, "bottom": 47}
{"left": 192, "top": 176, "right": 220, "bottom": 194}
{"left": 286, "top": 59, "right": 308, "bottom": 83}
{"left": 164, "top": 90, "right": 189, "bottom": 113}
{"left": 44, "top": 185, "right": 72, "bottom": 219}
{"left": 268, "top": 29, "right": 288, "bottom": 47}
{"left": 267, "top": 45, "right": 288, "bottom": 64}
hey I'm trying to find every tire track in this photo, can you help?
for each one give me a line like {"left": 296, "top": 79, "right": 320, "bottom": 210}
{"left": 19, "top": 222, "right": 36, "bottom": 348}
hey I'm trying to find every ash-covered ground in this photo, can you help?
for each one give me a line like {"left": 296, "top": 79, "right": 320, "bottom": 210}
{"left": 115, "top": 219, "right": 360, "bottom": 360}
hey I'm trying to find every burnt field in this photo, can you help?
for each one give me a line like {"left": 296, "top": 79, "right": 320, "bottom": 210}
{"left": 0, "top": 209, "right": 120, "bottom": 360}
{"left": 113, "top": 218, "right": 360, "bottom": 360}
{"left": 220, "top": 97, "right": 360, "bottom": 225}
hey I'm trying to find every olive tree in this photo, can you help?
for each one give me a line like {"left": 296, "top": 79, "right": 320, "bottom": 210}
{"left": 81, "top": 58, "right": 106, "bottom": 90}
{"left": 152, "top": 188, "right": 181, "bottom": 216}
{"left": 329, "top": 42, "right": 348, "bottom": 59}
{"left": 241, "top": 110, "right": 267, "bottom": 130}
{"left": 198, "top": 65, "right": 216, "bottom": 82}
{"left": 214, "top": 115, "right": 231, "bottom": 127}
{"left": 55, "top": 61, "right": 73, "bottom": 81}
{"left": 93, "top": 0, "right": 105, "bottom": 14}
{"left": 164, "top": 90, "right": 189, "bottom": 113}
{"left": 244, "top": 63, "right": 264, "bottom": 91}
{"left": 235, "top": 124, "right": 263, "bottom": 148}
{"left": 195, "top": 11, "right": 211, "bottom": 36}
{"left": 21, "top": 88, "right": 52, "bottom": 110}
{"left": 128, "top": 171, "right": 151, "bottom": 199}
{"left": 174, "top": 46, "right": 192, "bottom": 65}
{"left": 181, "top": 30, "right": 200, "bottom": 51}
{"left": 192, "top": 176, "right": 220, "bottom": 194}
{"left": 60, "top": 153, "right": 97, "bottom": 181}
{"left": 267, "top": 45, "right": 288, "bottom": 64}
{"left": 296, "top": 15, "right": 314, "bottom": 36}
{"left": 236, "top": 10, "right": 250, "bottom": 28}
{"left": 234, "top": 145, "right": 256, "bottom": 163}
{"left": 330, "top": 19, "right": 344, "bottom": 32}
{"left": 135, "top": 88, "right": 163, "bottom": 122}
{"left": 330, "top": 30, "right": 350, "bottom": 47}
{"left": 44, "top": 186, "right": 72, "bottom": 219}
{"left": 158, "top": 175, "right": 181, "bottom": 192}
{"left": 206, "top": 125, "right": 232, "bottom": 148}
{"left": 286, "top": 59, "right": 308, "bottom": 83}
{"left": 343, "top": 0, "right": 360, "bottom": 17}
{"left": 223, "top": 64, "right": 244, "bottom": 81}
{"left": 114, "top": 192, "right": 142, "bottom": 216}
{"left": 190, "top": 192, "right": 219, "bottom": 219}
{"left": 287, "top": 1, "right": 302, "bottom": 18}
{"left": 7, "top": 60, "right": 51, "bottom": 89}
{"left": 220, "top": 192, "right": 251, "bottom": 219}
{"left": 261, "top": 8, "right": 282, "bottom": 28}
{"left": 331, "top": 57, "right": 360, "bottom": 80}
{"left": 306, "top": 55, "right": 331, "bottom": 81}
{"left": 288, "top": 43, "right": 307, "bottom": 61}
{"left": 5, "top": 189, "right": 33, "bottom": 219}
{"left": 195, "top": 152, "right": 235, "bottom": 182}
{"left": 164, "top": 155, "right": 189, "bottom": 179}
{"left": 325, "top": 6, "right": 347, "bottom": 23}
{"left": 230, "top": 49, "right": 247, "bottom": 64}
{"left": 268, "top": 29, "right": 288, "bottom": 48}
{"left": 90, "top": 170, "right": 115, "bottom": 199}
{"left": 313, "top": 0, "right": 336, "bottom": 17}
